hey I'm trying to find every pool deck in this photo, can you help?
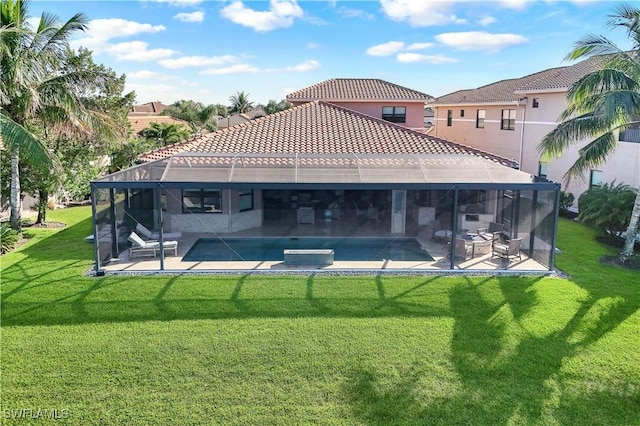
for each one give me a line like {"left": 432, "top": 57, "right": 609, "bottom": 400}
{"left": 100, "top": 230, "right": 551, "bottom": 275}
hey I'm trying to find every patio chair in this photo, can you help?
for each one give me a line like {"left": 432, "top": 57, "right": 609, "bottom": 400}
{"left": 128, "top": 232, "right": 178, "bottom": 258}
{"left": 447, "top": 238, "right": 472, "bottom": 261}
{"left": 478, "top": 222, "right": 504, "bottom": 239}
{"left": 492, "top": 238, "right": 522, "bottom": 261}
{"left": 136, "top": 223, "right": 182, "bottom": 240}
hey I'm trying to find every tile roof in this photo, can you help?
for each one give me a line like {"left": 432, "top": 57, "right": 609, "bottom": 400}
{"left": 128, "top": 115, "right": 190, "bottom": 134}
{"left": 432, "top": 56, "right": 604, "bottom": 105}
{"left": 130, "top": 101, "right": 169, "bottom": 115}
{"left": 287, "top": 78, "right": 433, "bottom": 102}
{"left": 139, "top": 101, "right": 517, "bottom": 167}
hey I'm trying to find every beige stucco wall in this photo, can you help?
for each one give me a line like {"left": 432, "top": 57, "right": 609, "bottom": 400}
{"left": 432, "top": 92, "right": 640, "bottom": 204}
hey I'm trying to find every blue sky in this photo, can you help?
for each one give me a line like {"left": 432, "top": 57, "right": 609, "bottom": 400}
{"left": 32, "top": 1, "right": 631, "bottom": 106}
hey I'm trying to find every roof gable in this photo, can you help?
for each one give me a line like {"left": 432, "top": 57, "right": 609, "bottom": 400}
{"left": 139, "top": 101, "right": 516, "bottom": 167}
{"left": 287, "top": 78, "right": 433, "bottom": 102}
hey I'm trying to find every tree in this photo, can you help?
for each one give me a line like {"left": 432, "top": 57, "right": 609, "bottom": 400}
{"left": 1, "top": 1, "right": 121, "bottom": 229}
{"left": 229, "top": 91, "right": 253, "bottom": 114}
{"left": 162, "top": 100, "right": 221, "bottom": 134}
{"left": 262, "top": 99, "right": 292, "bottom": 115}
{"left": 139, "top": 122, "right": 190, "bottom": 146}
{"left": 578, "top": 182, "right": 637, "bottom": 239}
{"left": 538, "top": 5, "right": 640, "bottom": 263}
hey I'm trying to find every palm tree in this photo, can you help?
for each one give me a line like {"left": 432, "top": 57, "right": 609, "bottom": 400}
{"left": 538, "top": 5, "right": 640, "bottom": 262}
{"left": 229, "top": 91, "right": 253, "bottom": 114}
{"left": 1, "top": 1, "right": 118, "bottom": 231}
{"left": 139, "top": 122, "right": 190, "bottom": 146}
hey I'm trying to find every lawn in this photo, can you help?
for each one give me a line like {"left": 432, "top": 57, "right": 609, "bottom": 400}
{"left": 1, "top": 207, "right": 639, "bottom": 425}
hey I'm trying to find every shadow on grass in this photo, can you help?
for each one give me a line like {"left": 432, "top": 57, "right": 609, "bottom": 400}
{"left": 343, "top": 271, "right": 640, "bottom": 425}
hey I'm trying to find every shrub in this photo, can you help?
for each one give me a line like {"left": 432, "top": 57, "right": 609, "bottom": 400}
{"left": 559, "top": 191, "right": 576, "bottom": 218}
{"left": 1, "top": 223, "right": 19, "bottom": 254}
{"left": 578, "top": 182, "right": 635, "bottom": 238}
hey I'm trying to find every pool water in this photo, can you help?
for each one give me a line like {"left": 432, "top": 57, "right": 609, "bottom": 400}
{"left": 182, "top": 237, "right": 433, "bottom": 262}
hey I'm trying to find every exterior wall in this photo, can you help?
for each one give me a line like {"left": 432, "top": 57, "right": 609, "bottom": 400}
{"left": 291, "top": 100, "right": 425, "bottom": 130}
{"left": 164, "top": 188, "right": 264, "bottom": 233}
{"left": 432, "top": 92, "right": 640, "bottom": 205}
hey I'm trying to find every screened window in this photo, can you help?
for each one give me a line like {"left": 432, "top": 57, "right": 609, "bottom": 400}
{"left": 501, "top": 109, "right": 516, "bottom": 130}
{"left": 476, "top": 109, "right": 485, "bottom": 129}
{"left": 532, "top": 98, "right": 539, "bottom": 108}
{"left": 447, "top": 109, "right": 453, "bottom": 126}
{"left": 182, "top": 189, "right": 222, "bottom": 213}
{"left": 590, "top": 170, "right": 603, "bottom": 188}
{"left": 239, "top": 189, "right": 254, "bottom": 212}
{"left": 382, "top": 106, "right": 406, "bottom": 123}
{"left": 619, "top": 118, "right": 640, "bottom": 143}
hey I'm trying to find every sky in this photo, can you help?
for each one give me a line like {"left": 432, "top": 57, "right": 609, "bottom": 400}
{"left": 31, "top": 0, "right": 632, "bottom": 107}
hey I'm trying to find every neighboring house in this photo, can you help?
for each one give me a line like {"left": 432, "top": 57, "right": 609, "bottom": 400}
{"left": 286, "top": 78, "right": 433, "bottom": 131}
{"left": 127, "top": 101, "right": 190, "bottom": 135}
{"left": 129, "top": 101, "right": 168, "bottom": 116}
{"left": 90, "top": 80, "right": 559, "bottom": 273}
{"left": 430, "top": 55, "right": 640, "bottom": 203}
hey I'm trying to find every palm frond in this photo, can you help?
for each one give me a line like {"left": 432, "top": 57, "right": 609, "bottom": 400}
{"left": 566, "top": 34, "right": 620, "bottom": 60}
{"left": 607, "top": 5, "right": 640, "bottom": 48}
{"left": 0, "top": 111, "right": 62, "bottom": 174}
{"left": 565, "top": 132, "right": 618, "bottom": 180}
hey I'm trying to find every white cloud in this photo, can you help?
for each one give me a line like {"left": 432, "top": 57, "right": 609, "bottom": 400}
{"left": 366, "top": 41, "right": 405, "bottom": 57}
{"left": 478, "top": 16, "right": 497, "bottom": 27}
{"left": 406, "top": 42, "right": 434, "bottom": 51}
{"left": 107, "top": 41, "right": 176, "bottom": 61}
{"left": 83, "top": 18, "right": 165, "bottom": 42}
{"left": 273, "top": 60, "right": 320, "bottom": 72}
{"left": 201, "top": 64, "right": 261, "bottom": 75}
{"left": 307, "top": 42, "right": 320, "bottom": 49}
{"left": 379, "top": 0, "right": 466, "bottom": 27}
{"left": 336, "top": 6, "right": 374, "bottom": 20}
{"left": 435, "top": 31, "right": 528, "bottom": 52}
{"left": 127, "top": 70, "right": 166, "bottom": 80}
{"left": 174, "top": 11, "right": 205, "bottom": 23}
{"left": 220, "top": 0, "right": 304, "bottom": 32}
{"left": 159, "top": 55, "right": 238, "bottom": 69}
{"left": 499, "top": 0, "right": 529, "bottom": 10}
{"left": 397, "top": 53, "right": 458, "bottom": 64}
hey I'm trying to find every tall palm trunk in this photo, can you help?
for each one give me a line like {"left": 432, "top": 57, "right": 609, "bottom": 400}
{"left": 621, "top": 191, "right": 640, "bottom": 262}
{"left": 9, "top": 147, "right": 22, "bottom": 233}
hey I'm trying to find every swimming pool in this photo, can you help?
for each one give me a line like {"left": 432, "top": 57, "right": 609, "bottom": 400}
{"left": 182, "top": 237, "right": 433, "bottom": 262}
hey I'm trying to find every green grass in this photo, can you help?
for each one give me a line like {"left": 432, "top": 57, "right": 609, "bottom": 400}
{"left": 1, "top": 207, "right": 639, "bottom": 425}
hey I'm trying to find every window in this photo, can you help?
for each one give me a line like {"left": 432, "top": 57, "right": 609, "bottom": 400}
{"left": 447, "top": 109, "right": 453, "bottom": 126}
{"left": 590, "top": 170, "right": 603, "bottom": 188}
{"left": 382, "top": 106, "right": 406, "bottom": 123}
{"left": 476, "top": 109, "right": 485, "bottom": 129}
{"left": 501, "top": 109, "right": 516, "bottom": 130}
{"left": 460, "top": 109, "right": 465, "bottom": 117}
{"left": 538, "top": 162, "right": 548, "bottom": 179}
{"left": 239, "top": 189, "right": 254, "bottom": 212}
{"left": 532, "top": 98, "right": 539, "bottom": 108}
{"left": 619, "top": 118, "right": 640, "bottom": 142}
{"left": 182, "top": 189, "right": 222, "bottom": 213}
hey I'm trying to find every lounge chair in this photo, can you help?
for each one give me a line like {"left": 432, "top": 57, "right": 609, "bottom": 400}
{"left": 478, "top": 222, "right": 504, "bottom": 241}
{"left": 492, "top": 238, "right": 522, "bottom": 261}
{"left": 136, "top": 223, "right": 182, "bottom": 240}
{"left": 128, "top": 232, "right": 178, "bottom": 258}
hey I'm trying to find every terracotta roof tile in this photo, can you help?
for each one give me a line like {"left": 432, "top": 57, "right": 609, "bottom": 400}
{"left": 139, "top": 101, "right": 516, "bottom": 167}
{"left": 287, "top": 78, "right": 433, "bottom": 102}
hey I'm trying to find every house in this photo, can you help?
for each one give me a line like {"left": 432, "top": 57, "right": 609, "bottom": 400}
{"left": 430, "top": 56, "right": 640, "bottom": 204}
{"left": 127, "top": 101, "right": 190, "bottom": 136}
{"left": 90, "top": 80, "right": 559, "bottom": 274}
{"left": 286, "top": 78, "right": 433, "bottom": 131}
